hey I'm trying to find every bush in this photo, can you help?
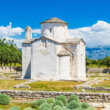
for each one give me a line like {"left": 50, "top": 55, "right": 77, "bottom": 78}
{"left": 10, "top": 106, "right": 20, "bottom": 110}
{"left": 47, "top": 98, "right": 55, "bottom": 104}
{"left": 85, "top": 106, "right": 95, "bottom": 110}
{"left": 38, "top": 102, "right": 51, "bottom": 110}
{"left": 81, "top": 102, "right": 90, "bottom": 109}
{"left": 52, "top": 100, "right": 64, "bottom": 108}
{"left": 68, "top": 94, "right": 79, "bottom": 103}
{"left": 23, "top": 107, "right": 33, "bottom": 110}
{"left": 74, "top": 108, "right": 83, "bottom": 110}
{"left": 62, "top": 107, "right": 69, "bottom": 110}
{"left": 56, "top": 95, "right": 67, "bottom": 105}
{"left": 32, "top": 99, "right": 45, "bottom": 108}
{"left": 67, "top": 100, "right": 80, "bottom": 109}
{"left": 0, "top": 94, "right": 10, "bottom": 105}
{"left": 53, "top": 105, "right": 62, "bottom": 110}
{"left": 42, "top": 107, "right": 51, "bottom": 110}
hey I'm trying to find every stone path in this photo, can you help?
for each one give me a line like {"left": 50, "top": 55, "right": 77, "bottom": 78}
{"left": 74, "top": 77, "right": 108, "bottom": 91}
{"left": 90, "top": 103, "right": 110, "bottom": 110}
{"left": 13, "top": 79, "right": 38, "bottom": 88}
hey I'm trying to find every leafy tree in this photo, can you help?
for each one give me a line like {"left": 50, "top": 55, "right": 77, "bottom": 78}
{"left": 0, "top": 38, "right": 21, "bottom": 67}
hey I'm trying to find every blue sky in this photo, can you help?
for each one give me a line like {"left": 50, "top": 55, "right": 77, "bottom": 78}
{"left": 1, "top": 0, "right": 110, "bottom": 28}
{"left": 0, "top": 0, "right": 110, "bottom": 47}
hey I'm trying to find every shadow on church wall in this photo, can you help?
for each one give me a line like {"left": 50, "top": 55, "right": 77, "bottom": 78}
{"left": 24, "top": 61, "right": 31, "bottom": 79}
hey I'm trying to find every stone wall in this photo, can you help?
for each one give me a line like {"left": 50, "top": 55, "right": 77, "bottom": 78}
{"left": 0, "top": 67, "right": 16, "bottom": 73}
{"left": 0, "top": 90, "right": 110, "bottom": 103}
{"left": 86, "top": 68, "right": 110, "bottom": 73}
{"left": 84, "top": 87, "right": 110, "bottom": 92}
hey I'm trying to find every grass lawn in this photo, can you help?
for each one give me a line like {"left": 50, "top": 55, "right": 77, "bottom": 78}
{"left": 87, "top": 64, "right": 109, "bottom": 69}
{"left": 0, "top": 102, "right": 32, "bottom": 110}
{"left": 92, "top": 80, "right": 110, "bottom": 88}
{"left": 27, "top": 81, "right": 83, "bottom": 92}
{"left": 0, "top": 79, "right": 26, "bottom": 90}
{"left": 0, "top": 79, "right": 83, "bottom": 92}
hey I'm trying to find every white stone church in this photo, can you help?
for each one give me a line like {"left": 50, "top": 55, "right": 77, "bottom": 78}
{"left": 22, "top": 17, "right": 86, "bottom": 80}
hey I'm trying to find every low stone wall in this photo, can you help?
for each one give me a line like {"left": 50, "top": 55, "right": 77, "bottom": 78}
{"left": 0, "top": 90, "right": 110, "bottom": 103}
{"left": 86, "top": 68, "right": 110, "bottom": 73}
{"left": 0, "top": 67, "right": 16, "bottom": 73}
{"left": 84, "top": 87, "right": 110, "bottom": 92}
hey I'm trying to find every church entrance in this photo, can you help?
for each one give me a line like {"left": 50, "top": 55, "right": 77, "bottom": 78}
{"left": 59, "top": 56, "right": 71, "bottom": 80}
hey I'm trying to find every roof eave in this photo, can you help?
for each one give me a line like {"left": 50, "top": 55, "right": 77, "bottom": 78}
{"left": 40, "top": 22, "right": 68, "bottom": 25}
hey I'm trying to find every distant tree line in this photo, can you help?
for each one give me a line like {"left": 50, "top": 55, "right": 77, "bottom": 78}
{"left": 86, "top": 56, "right": 110, "bottom": 68}
{"left": 0, "top": 38, "right": 21, "bottom": 67}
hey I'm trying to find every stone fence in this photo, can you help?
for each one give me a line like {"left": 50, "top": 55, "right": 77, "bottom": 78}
{"left": 0, "top": 67, "right": 22, "bottom": 73}
{"left": 0, "top": 67, "right": 16, "bottom": 73}
{"left": 0, "top": 90, "right": 110, "bottom": 103}
{"left": 83, "top": 87, "right": 110, "bottom": 92}
{"left": 86, "top": 68, "right": 110, "bottom": 73}
{"left": 0, "top": 67, "right": 110, "bottom": 73}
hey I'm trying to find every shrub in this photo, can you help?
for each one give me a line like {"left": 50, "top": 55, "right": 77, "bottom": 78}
{"left": 0, "top": 94, "right": 10, "bottom": 105}
{"left": 38, "top": 102, "right": 51, "bottom": 110}
{"left": 56, "top": 95, "right": 67, "bottom": 105}
{"left": 47, "top": 98, "right": 55, "bottom": 104}
{"left": 52, "top": 100, "right": 64, "bottom": 108}
{"left": 42, "top": 107, "right": 51, "bottom": 110}
{"left": 10, "top": 106, "right": 20, "bottom": 110}
{"left": 74, "top": 108, "right": 83, "bottom": 110}
{"left": 32, "top": 99, "right": 45, "bottom": 108}
{"left": 68, "top": 94, "right": 79, "bottom": 103}
{"left": 81, "top": 102, "right": 90, "bottom": 109}
{"left": 53, "top": 105, "right": 62, "bottom": 110}
{"left": 23, "top": 107, "right": 33, "bottom": 110}
{"left": 67, "top": 100, "right": 80, "bottom": 109}
{"left": 85, "top": 106, "right": 95, "bottom": 110}
{"left": 62, "top": 107, "right": 69, "bottom": 110}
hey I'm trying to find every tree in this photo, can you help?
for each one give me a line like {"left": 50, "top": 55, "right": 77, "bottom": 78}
{"left": 0, "top": 38, "right": 21, "bottom": 67}
{"left": 103, "top": 56, "right": 110, "bottom": 69}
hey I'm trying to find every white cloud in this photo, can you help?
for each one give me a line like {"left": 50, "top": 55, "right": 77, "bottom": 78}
{"left": 4, "top": 36, "right": 23, "bottom": 48}
{"left": 32, "top": 29, "right": 41, "bottom": 34}
{"left": 68, "top": 21, "right": 110, "bottom": 47}
{"left": 0, "top": 22, "right": 24, "bottom": 37}
{"left": 1, "top": 21, "right": 110, "bottom": 48}
{"left": 0, "top": 23, "right": 41, "bottom": 48}
{"left": 32, "top": 29, "right": 41, "bottom": 37}
{"left": 0, "top": 22, "right": 24, "bottom": 48}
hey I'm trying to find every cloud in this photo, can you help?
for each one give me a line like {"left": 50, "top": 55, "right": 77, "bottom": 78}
{"left": 68, "top": 21, "right": 110, "bottom": 47}
{"left": 32, "top": 29, "right": 41, "bottom": 34}
{"left": 1, "top": 21, "right": 110, "bottom": 48}
{"left": 0, "top": 23, "right": 41, "bottom": 48}
{"left": 32, "top": 29, "right": 41, "bottom": 38}
{"left": 0, "top": 22, "right": 24, "bottom": 48}
{"left": 5, "top": 36, "right": 24, "bottom": 48}
{"left": 0, "top": 22, "right": 24, "bottom": 37}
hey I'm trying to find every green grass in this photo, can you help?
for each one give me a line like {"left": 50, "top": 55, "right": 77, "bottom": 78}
{"left": 0, "top": 79, "right": 83, "bottom": 92}
{"left": 27, "top": 81, "right": 83, "bottom": 92}
{"left": 0, "top": 102, "right": 32, "bottom": 110}
{"left": 87, "top": 64, "right": 109, "bottom": 69}
{"left": 92, "top": 80, "right": 110, "bottom": 88}
{"left": 0, "top": 79, "right": 26, "bottom": 90}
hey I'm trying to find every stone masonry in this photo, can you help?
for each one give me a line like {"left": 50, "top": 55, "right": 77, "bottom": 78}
{"left": 0, "top": 90, "right": 110, "bottom": 103}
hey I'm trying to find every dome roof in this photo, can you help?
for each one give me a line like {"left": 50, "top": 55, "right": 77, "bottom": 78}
{"left": 40, "top": 17, "right": 68, "bottom": 25}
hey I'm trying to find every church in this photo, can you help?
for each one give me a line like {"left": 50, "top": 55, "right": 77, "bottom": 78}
{"left": 22, "top": 17, "right": 86, "bottom": 80}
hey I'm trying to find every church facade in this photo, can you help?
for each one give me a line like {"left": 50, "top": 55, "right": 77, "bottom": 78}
{"left": 22, "top": 17, "right": 86, "bottom": 80}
